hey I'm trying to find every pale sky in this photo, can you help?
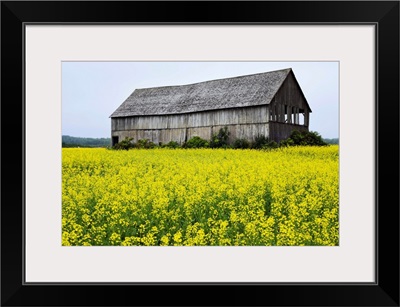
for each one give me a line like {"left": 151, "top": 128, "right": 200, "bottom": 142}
{"left": 62, "top": 61, "right": 339, "bottom": 139}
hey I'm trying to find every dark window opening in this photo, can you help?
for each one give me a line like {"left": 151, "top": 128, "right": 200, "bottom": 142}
{"left": 112, "top": 136, "right": 119, "bottom": 146}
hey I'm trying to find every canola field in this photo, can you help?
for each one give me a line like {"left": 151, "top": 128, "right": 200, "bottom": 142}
{"left": 62, "top": 146, "right": 339, "bottom": 246}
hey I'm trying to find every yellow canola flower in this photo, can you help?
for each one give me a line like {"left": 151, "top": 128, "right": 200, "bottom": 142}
{"left": 62, "top": 146, "right": 339, "bottom": 246}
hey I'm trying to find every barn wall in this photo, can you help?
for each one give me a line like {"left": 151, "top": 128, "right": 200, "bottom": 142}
{"left": 226, "top": 124, "right": 269, "bottom": 141}
{"left": 269, "top": 71, "right": 310, "bottom": 127}
{"left": 111, "top": 106, "right": 269, "bottom": 144}
{"left": 187, "top": 127, "right": 213, "bottom": 141}
{"left": 111, "top": 129, "right": 187, "bottom": 145}
{"left": 111, "top": 106, "right": 267, "bottom": 131}
{"left": 269, "top": 122, "right": 308, "bottom": 142}
{"left": 111, "top": 123, "right": 269, "bottom": 145}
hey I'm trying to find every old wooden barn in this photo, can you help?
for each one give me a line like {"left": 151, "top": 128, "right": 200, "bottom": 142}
{"left": 110, "top": 68, "right": 312, "bottom": 146}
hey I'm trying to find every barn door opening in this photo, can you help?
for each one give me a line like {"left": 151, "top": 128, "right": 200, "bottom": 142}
{"left": 299, "top": 108, "right": 305, "bottom": 125}
{"left": 300, "top": 114, "right": 305, "bottom": 125}
{"left": 112, "top": 136, "right": 119, "bottom": 146}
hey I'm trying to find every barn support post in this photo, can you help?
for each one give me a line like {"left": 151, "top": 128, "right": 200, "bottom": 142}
{"left": 283, "top": 105, "right": 286, "bottom": 122}
{"left": 292, "top": 107, "right": 296, "bottom": 124}
{"left": 276, "top": 104, "right": 280, "bottom": 122}
{"left": 292, "top": 107, "right": 295, "bottom": 124}
{"left": 294, "top": 107, "right": 299, "bottom": 125}
{"left": 281, "top": 104, "right": 285, "bottom": 123}
{"left": 283, "top": 105, "right": 287, "bottom": 123}
{"left": 273, "top": 106, "right": 276, "bottom": 121}
{"left": 273, "top": 105, "right": 276, "bottom": 121}
{"left": 271, "top": 105, "right": 274, "bottom": 121}
{"left": 304, "top": 109, "right": 309, "bottom": 127}
{"left": 278, "top": 104, "right": 282, "bottom": 122}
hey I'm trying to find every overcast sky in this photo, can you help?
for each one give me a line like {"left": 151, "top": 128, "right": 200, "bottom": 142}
{"left": 62, "top": 61, "right": 339, "bottom": 139}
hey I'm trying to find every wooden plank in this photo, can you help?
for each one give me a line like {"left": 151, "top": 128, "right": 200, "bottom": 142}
{"left": 111, "top": 105, "right": 269, "bottom": 132}
{"left": 304, "top": 108, "right": 309, "bottom": 126}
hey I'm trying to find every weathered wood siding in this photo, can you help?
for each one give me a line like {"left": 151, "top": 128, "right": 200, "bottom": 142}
{"left": 269, "top": 71, "right": 310, "bottom": 127}
{"left": 111, "top": 71, "right": 311, "bottom": 145}
{"left": 112, "top": 106, "right": 269, "bottom": 144}
{"left": 267, "top": 71, "right": 310, "bottom": 142}
{"left": 269, "top": 122, "right": 308, "bottom": 142}
{"left": 112, "top": 106, "right": 267, "bottom": 130}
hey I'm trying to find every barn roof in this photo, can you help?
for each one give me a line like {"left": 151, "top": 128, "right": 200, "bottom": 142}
{"left": 110, "top": 68, "right": 308, "bottom": 117}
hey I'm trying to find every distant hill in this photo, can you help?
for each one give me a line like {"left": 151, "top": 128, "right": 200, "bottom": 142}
{"left": 62, "top": 135, "right": 111, "bottom": 148}
{"left": 323, "top": 138, "right": 339, "bottom": 145}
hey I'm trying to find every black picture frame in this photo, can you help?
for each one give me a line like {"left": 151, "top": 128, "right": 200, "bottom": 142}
{"left": 1, "top": 1, "right": 399, "bottom": 306}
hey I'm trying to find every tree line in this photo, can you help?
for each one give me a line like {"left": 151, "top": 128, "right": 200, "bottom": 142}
{"left": 62, "top": 135, "right": 110, "bottom": 147}
{"left": 62, "top": 133, "right": 338, "bottom": 148}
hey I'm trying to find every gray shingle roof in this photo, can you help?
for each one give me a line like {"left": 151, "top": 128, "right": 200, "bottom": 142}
{"left": 110, "top": 68, "right": 292, "bottom": 117}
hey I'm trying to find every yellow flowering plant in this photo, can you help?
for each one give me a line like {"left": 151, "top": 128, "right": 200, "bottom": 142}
{"left": 62, "top": 146, "right": 339, "bottom": 246}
